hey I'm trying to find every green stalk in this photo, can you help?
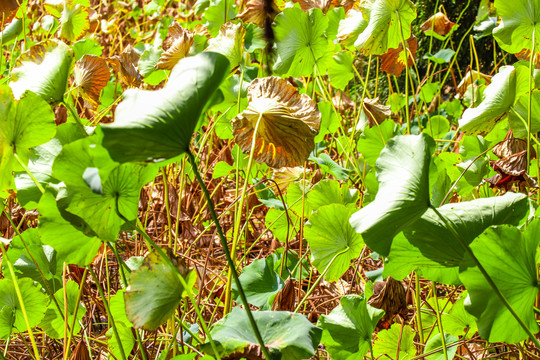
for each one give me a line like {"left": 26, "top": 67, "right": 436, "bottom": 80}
{"left": 431, "top": 281, "right": 448, "bottom": 360}
{"left": 396, "top": 12, "right": 410, "bottom": 134}
{"left": 225, "top": 113, "right": 264, "bottom": 314}
{"left": 88, "top": 266, "right": 126, "bottom": 360}
{"left": 63, "top": 268, "right": 88, "bottom": 360}
{"left": 415, "top": 274, "right": 424, "bottom": 344}
{"left": 61, "top": 100, "right": 88, "bottom": 138}
{"left": 527, "top": 29, "right": 536, "bottom": 173}
{"left": 0, "top": 242, "right": 40, "bottom": 360}
{"left": 430, "top": 206, "right": 540, "bottom": 348}
{"left": 14, "top": 153, "right": 45, "bottom": 195}
{"left": 186, "top": 149, "right": 271, "bottom": 359}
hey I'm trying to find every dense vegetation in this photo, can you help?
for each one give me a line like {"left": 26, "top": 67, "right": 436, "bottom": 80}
{"left": 1, "top": 0, "right": 540, "bottom": 359}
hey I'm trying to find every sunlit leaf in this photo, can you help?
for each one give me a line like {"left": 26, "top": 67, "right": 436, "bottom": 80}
{"left": 0, "top": 278, "right": 47, "bottom": 339}
{"left": 101, "top": 52, "right": 229, "bottom": 163}
{"left": 492, "top": 0, "right": 540, "bottom": 54}
{"left": 156, "top": 22, "right": 194, "bottom": 70}
{"left": 420, "top": 12, "right": 456, "bottom": 40}
{"left": 337, "top": 6, "right": 368, "bottom": 48}
{"left": 232, "top": 76, "right": 321, "bottom": 168}
{"left": 10, "top": 40, "right": 74, "bottom": 104}
{"left": 328, "top": 51, "right": 355, "bottom": 90}
{"left": 206, "top": 22, "right": 245, "bottom": 68}
{"left": 0, "top": 86, "right": 56, "bottom": 198}
{"left": 59, "top": 1, "right": 89, "bottom": 42}
{"left": 305, "top": 204, "right": 364, "bottom": 282}
{"left": 0, "top": 0, "right": 18, "bottom": 29}
{"left": 319, "top": 294, "right": 384, "bottom": 360}
{"left": 108, "top": 45, "right": 142, "bottom": 87}
{"left": 39, "top": 281, "right": 85, "bottom": 339}
{"left": 460, "top": 222, "right": 540, "bottom": 343}
{"left": 372, "top": 323, "right": 415, "bottom": 360}
{"left": 202, "top": 307, "right": 322, "bottom": 359}
{"left": 203, "top": 0, "right": 236, "bottom": 37}
{"left": 356, "top": 118, "right": 398, "bottom": 166}
{"left": 238, "top": 0, "right": 281, "bottom": 27}
{"left": 125, "top": 251, "right": 194, "bottom": 331}
{"left": 354, "top": 0, "right": 416, "bottom": 56}
{"left": 74, "top": 55, "right": 110, "bottom": 107}
{"left": 350, "top": 134, "right": 434, "bottom": 256}
{"left": 273, "top": 6, "right": 332, "bottom": 77}
{"left": 379, "top": 34, "right": 417, "bottom": 77}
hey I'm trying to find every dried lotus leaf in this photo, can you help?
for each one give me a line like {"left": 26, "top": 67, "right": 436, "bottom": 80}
{"left": 238, "top": 0, "right": 280, "bottom": 27}
{"left": 206, "top": 22, "right": 245, "bottom": 68}
{"left": 232, "top": 77, "right": 321, "bottom": 168}
{"left": 456, "top": 70, "right": 491, "bottom": 98}
{"left": 368, "top": 277, "right": 407, "bottom": 323}
{"left": 296, "top": 0, "right": 331, "bottom": 12}
{"left": 108, "top": 45, "right": 142, "bottom": 87}
{"left": 74, "top": 55, "right": 110, "bottom": 107}
{"left": 362, "top": 97, "right": 392, "bottom": 127}
{"left": 0, "top": 0, "right": 18, "bottom": 29}
{"left": 272, "top": 166, "right": 305, "bottom": 191}
{"left": 420, "top": 11, "right": 456, "bottom": 38}
{"left": 492, "top": 132, "right": 535, "bottom": 159}
{"left": 379, "top": 35, "right": 417, "bottom": 77}
{"left": 156, "top": 23, "right": 194, "bottom": 70}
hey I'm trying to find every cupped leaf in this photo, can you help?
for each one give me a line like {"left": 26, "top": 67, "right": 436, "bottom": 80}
{"left": 125, "top": 251, "right": 194, "bottom": 331}
{"left": 206, "top": 22, "right": 245, "bottom": 69}
{"left": 459, "top": 222, "right": 540, "bottom": 343}
{"left": 273, "top": 6, "right": 332, "bottom": 77}
{"left": 459, "top": 65, "right": 526, "bottom": 135}
{"left": 420, "top": 12, "right": 456, "bottom": 40}
{"left": 0, "top": 278, "right": 47, "bottom": 339}
{"left": 492, "top": 0, "right": 540, "bottom": 54}
{"left": 156, "top": 22, "right": 194, "bottom": 70}
{"left": 39, "top": 280, "right": 85, "bottom": 339}
{"left": 318, "top": 294, "right": 384, "bottom": 360}
{"left": 350, "top": 134, "right": 434, "bottom": 256}
{"left": 354, "top": 0, "right": 416, "bottom": 55}
{"left": 10, "top": 40, "right": 73, "bottom": 104}
{"left": 232, "top": 76, "right": 321, "bottom": 168}
{"left": 59, "top": 1, "right": 89, "bottom": 42}
{"left": 372, "top": 323, "right": 416, "bottom": 360}
{"left": 74, "top": 55, "right": 110, "bottom": 107}
{"left": 232, "top": 255, "right": 284, "bottom": 310}
{"left": 305, "top": 204, "right": 364, "bottom": 282}
{"left": 202, "top": 307, "right": 322, "bottom": 360}
{"left": 0, "top": 86, "right": 56, "bottom": 197}
{"left": 101, "top": 52, "right": 229, "bottom": 163}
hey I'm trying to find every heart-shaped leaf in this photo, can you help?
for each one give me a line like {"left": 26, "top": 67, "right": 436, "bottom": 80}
{"left": 10, "top": 40, "right": 73, "bottom": 104}
{"left": 354, "top": 0, "right": 416, "bottom": 55}
{"left": 492, "top": 0, "right": 540, "bottom": 54}
{"left": 319, "top": 294, "right": 384, "bottom": 360}
{"left": 350, "top": 133, "right": 434, "bottom": 256}
{"left": 305, "top": 204, "right": 364, "bottom": 282}
{"left": 101, "top": 51, "right": 229, "bottom": 163}
{"left": 0, "top": 86, "right": 56, "bottom": 197}
{"left": 125, "top": 251, "right": 195, "bottom": 331}
{"left": 459, "top": 222, "right": 540, "bottom": 343}
{"left": 202, "top": 307, "right": 322, "bottom": 359}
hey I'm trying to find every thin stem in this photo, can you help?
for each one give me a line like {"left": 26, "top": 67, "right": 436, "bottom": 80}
{"left": 415, "top": 274, "right": 424, "bottom": 344}
{"left": 528, "top": 29, "right": 536, "bottom": 173}
{"left": 430, "top": 206, "right": 540, "bottom": 348}
{"left": 0, "top": 242, "right": 40, "bottom": 360}
{"left": 61, "top": 100, "right": 88, "bottom": 137}
{"left": 13, "top": 153, "right": 45, "bottom": 194}
{"left": 431, "top": 281, "right": 448, "bottom": 360}
{"left": 396, "top": 12, "right": 410, "bottom": 133}
{"left": 88, "top": 266, "right": 127, "bottom": 360}
{"left": 186, "top": 149, "right": 271, "bottom": 359}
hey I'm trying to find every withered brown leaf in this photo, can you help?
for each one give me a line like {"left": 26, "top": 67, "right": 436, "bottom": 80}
{"left": 362, "top": 97, "right": 392, "bottom": 127}
{"left": 108, "top": 45, "right": 142, "bottom": 87}
{"left": 420, "top": 12, "right": 456, "bottom": 38}
{"left": 232, "top": 76, "right": 321, "bottom": 168}
{"left": 74, "top": 55, "right": 110, "bottom": 107}
{"left": 379, "top": 35, "right": 417, "bottom": 77}
{"left": 156, "top": 22, "right": 194, "bottom": 70}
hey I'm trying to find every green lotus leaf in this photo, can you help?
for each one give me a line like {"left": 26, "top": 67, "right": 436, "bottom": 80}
{"left": 206, "top": 22, "right": 245, "bottom": 69}
{"left": 202, "top": 0, "right": 235, "bottom": 37}
{"left": 273, "top": 6, "right": 333, "bottom": 77}
{"left": 125, "top": 251, "right": 195, "bottom": 331}
{"left": 15, "top": 123, "right": 85, "bottom": 209}
{"left": 59, "top": 2, "right": 89, "bottom": 42}
{"left": 307, "top": 179, "right": 358, "bottom": 211}
{"left": 0, "top": 86, "right": 56, "bottom": 198}
{"left": 318, "top": 294, "right": 384, "bottom": 360}
{"left": 508, "top": 89, "right": 540, "bottom": 138}
{"left": 372, "top": 323, "right": 416, "bottom": 360}
{"left": 459, "top": 65, "right": 529, "bottom": 135}
{"left": 354, "top": 0, "right": 416, "bottom": 56}
{"left": 305, "top": 204, "right": 364, "bottom": 282}
{"left": 350, "top": 134, "right": 434, "bottom": 256}
{"left": 441, "top": 292, "right": 477, "bottom": 339}
{"left": 107, "top": 321, "right": 135, "bottom": 360}
{"left": 39, "top": 280, "right": 86, "bottom": 339}
{"left": 53, "top": 136, "right": 157, "bottom": 241}
{"left": 10, "top": 40, "right": 73, "bottom": 104}
{"left": 356, "top": 118, "right": 398, "bottom": 166}
{"left": 459, "top": 222, "right": 540, "bottom": 343}
{"left": 202, "top": 307, "right": 322, "bottom": 359}
{"left": 337, "top": 7, "right": 368, "bottom": 48}
{"left": 424, "top": 333, "right": 458, "bottom": 360}
{"left": 492, "top": 0, "right": 540, "bottom": 54}
{"left": 0, "top": 278, "right": 47, "bottom": 339}
{"left": 100, "top": 52, "right": 229, "bottom": 163}
{"left": 232, "top": 255, "right": 284, "bottom": 310}
{"left": 38, "top": 192, "right": 101, "bottom": 267}
{"left": 328, "top": 51, "right": 355, "bottom": 90}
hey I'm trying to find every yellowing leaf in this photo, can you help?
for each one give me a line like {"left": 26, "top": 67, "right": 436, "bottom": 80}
{"left": 59, "top": 2, "right": 90, "bottom": 42}
{"left": 420, "top": 11, "right": 456, "bottom": 40}
{"left": 206, "top": 22, "right": 245, "bottom": 68}
{"left": 74, "top": 54, "right": 110, "bottom": 107}
{"left": 232, "top": 76, "right": 321, "bottom": 168}
{"left": 156, "top": 22, "right": 194, "bottom": 70}
{"left": 379, "top": 34, "right": 417, "bottom": 77}
{"left": 238, "top": 0, "right": 281, "bottom": 27}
